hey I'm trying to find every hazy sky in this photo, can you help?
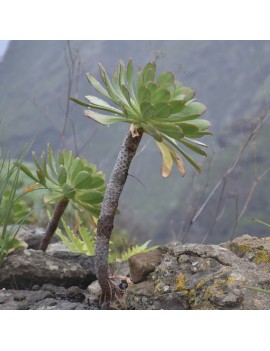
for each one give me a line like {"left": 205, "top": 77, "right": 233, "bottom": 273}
{"left": 0, "top": 40, "right": 9, "bottom": 57}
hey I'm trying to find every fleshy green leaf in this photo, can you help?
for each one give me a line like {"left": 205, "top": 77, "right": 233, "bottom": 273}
{"left": 135, "top": 70, "right": 143, "bottom": 95}
{"left": 58, "top": 165, "right": 67, "bottom": 186}
{"left": 170, "top": 102, "right": 207, "bottom": 120}
{"left": 155, "top": 123, "right": 184, "bottom": 140}
{"left": 175, "top": 123, "right": 200, "bottom": 137}
{"left": 47, "top": 144, "right": 57, "bottom": 177}
{"left": 185, "top": 119, "right": 211, "bottom": 131}
{"left": 137, "top": 86, "right": 151, "bottom": 103}
{"left": 63, "top": 184, "right": 76, "bottom": 200}
{"left": 140, "top": 101, "right": 155, "bottom": 119}
{"left": 73, "top": 171, "right": 92, "bottom": 189}
{"left": 151, "top": 88, "right": 171, "bottom": 104}
{"left": 142, "top": 62, "right": 156, "bottom": 84}
{"left": 142, "top": 123, "right": 163, "bottom": 142}
{"left": 86, "top": 73, "right": 110, "bottom": 99}
{"left": 84, "top": 110, "right": 129, "bottom": 125}
{"left": 127, "top": 59, "right": 135, "bottom": 99}
{"left": 153, "top": 102, "right": 171, "bottom": 119}
{"left": 15, "top": 163, "right": 38, "bottom": 183}
{"left": 178, "top": 139, "right": 208, "bottom": 157}
{"left": 77, "top": 190, "right": 103, "bottom": 204}
{"left": 173, "top": 86, "right": 195, "bottom": 101}
{"left": 90, "top": 175, "right": 106, "bottom": 189}
{"left": 85, "top": 96, "right": 124, "bottom": 115}
{"left": 146, "top": 81, "right": 159, "bottom": 95}
{"left": 156, "top": 71, "right": 175, "bottom": 87}
{"left": 70, "top": 158, "right": 84, "bottom": 183}
{"left": 98, "top": 63, "right": 121, "bottom": 104}
{"left": 169, "top": 100, "right": 185, "bottom": 114}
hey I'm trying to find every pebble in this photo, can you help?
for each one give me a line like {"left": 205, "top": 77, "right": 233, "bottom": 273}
{"left": 13, "top": 292, "right": 27, "bottom": 301}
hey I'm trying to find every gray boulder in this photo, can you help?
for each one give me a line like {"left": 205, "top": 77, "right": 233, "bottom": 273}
{"left": 126, "top": 235, "right": 270, "bottom": 310}
{"left": 0, "top": 249, "right": 96, "bottom": 290}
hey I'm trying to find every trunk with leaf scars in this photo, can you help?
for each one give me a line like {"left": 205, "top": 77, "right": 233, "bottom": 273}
{"left": 95, "top": 128, "right": 143, "bottom": 306}
{"left": 39, "top": 197, "right": 69, "bottom": 251}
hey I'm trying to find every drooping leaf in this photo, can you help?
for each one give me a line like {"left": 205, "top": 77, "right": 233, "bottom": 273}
{"left": 155, "top": 141, "right": 173, "bottom": 177}
{"left": 178, "top": 138, "right": 208, "bottom": 157}
{"left": 171, "top": 152, "right": 186, "bottom": 176}
{"left": 184, "top": 137, "right": 208, "bottom": 148}
{"left": 163, "top": 135, "right": 201, "bottom": 173}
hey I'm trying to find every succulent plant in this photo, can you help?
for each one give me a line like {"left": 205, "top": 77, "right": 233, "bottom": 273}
{"left": 71, "top": 59, "right": 211, "bottom": 176}
{"left": 17, "top": 144, "right": 106, "bottom": 218}
{"left": 16, "top": 144, "right": 106, "bottom": 250}
{"left": 72, "top": 59, "right": 212, "bottom": 307}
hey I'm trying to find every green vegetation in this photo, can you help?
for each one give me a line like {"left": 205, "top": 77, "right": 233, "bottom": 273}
{"left": 72, "top": 58, "right": 211, "bottom": 306}
{"left": 16, "top": 144, "right": 106, "bottom": 251}
{"left": 55, "top": 218, "right": 157, "bottom": 263}
{"left": 0, "top": 144, "right": 31, "bottom": 265}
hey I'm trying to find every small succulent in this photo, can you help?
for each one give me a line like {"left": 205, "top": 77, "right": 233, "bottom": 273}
{"left": 71, "top": 59, "right": 211, "bottom": 176}
{"left": 17, "top": 144, "right": 106, "bottom": 218}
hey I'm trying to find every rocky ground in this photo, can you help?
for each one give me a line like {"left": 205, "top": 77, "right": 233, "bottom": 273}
{"left": 1, "top": 226, "right": 270, "bottom": 309}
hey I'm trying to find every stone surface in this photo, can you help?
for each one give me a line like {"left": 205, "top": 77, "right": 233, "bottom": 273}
{"left": 0, "top": 249, "right": 95, "bottom": 290}
{"left": 128, "top": 248, "right": 163, "bottom": 283}
{"left": 126, "top": 237, "right": 270, "bottom": 310}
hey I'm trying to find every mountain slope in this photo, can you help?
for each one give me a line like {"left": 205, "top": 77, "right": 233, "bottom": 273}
{"left": 1, "top": 40, "right": 270, "bottom": 244}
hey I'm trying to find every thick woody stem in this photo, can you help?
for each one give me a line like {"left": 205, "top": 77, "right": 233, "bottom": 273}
{"left": 95, "top": 128, "right": 143, "bottom": 307}
{"left": 39, "top": 196, "right": 69, "bottom": 251}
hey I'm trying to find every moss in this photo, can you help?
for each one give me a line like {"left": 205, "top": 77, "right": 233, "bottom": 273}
{"left": 175, "top": 273, "right": 188, "bottom": 293}
{"left": 253, "top": 250, "right": 270, "bottom": 264}
{"left": 196, "top": 279, "right": 206, "bottom": 290}
{"left": 233, "top": 243, "right": 252, "bottom": 256}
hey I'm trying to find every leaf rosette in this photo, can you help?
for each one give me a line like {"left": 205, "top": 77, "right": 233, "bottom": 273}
{"left": 16, "top": 145, "right": 106, "bottom": 218}
{"left": 71, "top": 59, "right": 212, "bottom": 176}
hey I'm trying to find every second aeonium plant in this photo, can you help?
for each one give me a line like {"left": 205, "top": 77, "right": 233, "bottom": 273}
{"left": 71, "top": 59, "right": 212, "bottom": 307}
